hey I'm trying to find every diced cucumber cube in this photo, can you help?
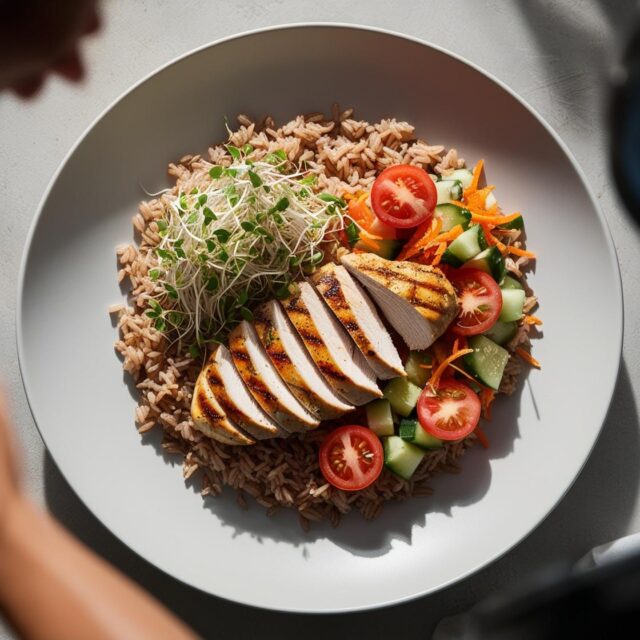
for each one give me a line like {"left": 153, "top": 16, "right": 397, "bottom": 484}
{"left": 399, "top": 418, "right": 443, "bottom": 450}
{"left": 384, "top": 436, "right": 426, "bottom": 480}
{"left": 463, "top": 335, "right": 510, "bottom": 390}
{"left": 501, "top": 275, "right": 524, "bottom": 290}
{"left": 499, "top": 214, "right": 524, "bottom": 230}
{"left": 383, "top": 378, "right": 422, "bottom": 418}
{"left": 464, "top": 246, "right": 506, "bottom": 283}
{"left": 366, "top": 399, "right": 395, "bottom": 437}
{"left": 447, "top": 168, "right": 474, "bottom": 189}
{"left": 434, "top": 203, "right": 471, "bottom": 232}
{"left": 441, "top": 225, "right": 488, "bottom": 267}
{"left": 404, "top": 351, "right": 431, "bottom": 388}
{"left": 483, "top": 319, "right": 517, "bottom": 346}
{"left": 499, "top": 289, "right": 525, "bottom": 322}
{"left": 436, "top": 179, "right": 463, "bottom": 204}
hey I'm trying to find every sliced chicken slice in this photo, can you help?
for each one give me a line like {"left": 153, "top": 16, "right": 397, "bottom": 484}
{"left": 311, "top": 263, "right": 404, "bottom": 380}
{"left": 229, "top": 321, "right": 319, "bottom": 433}
{"left": 253, "top": 300, "right": 353, "bottom": 420}
{"left": 281, "top": 281, "right": 381, "bottom": 405}
{"left": 341, "top": 252, "right": 457, "bottom": 351}
{"left": 191, "top": 369, "right": 255, "bottom": 446}
{"left": 205, "top": 345, "right": 282, "bottom": 439}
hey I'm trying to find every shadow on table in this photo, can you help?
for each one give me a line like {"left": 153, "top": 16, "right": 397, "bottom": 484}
{"left": 42, "top": 359, "right": 638, "bottom": 638}
{"left": 513, "top": 0, "right": 637, "bottom": 108}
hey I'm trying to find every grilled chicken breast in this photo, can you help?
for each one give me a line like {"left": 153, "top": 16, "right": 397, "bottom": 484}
{"left": 341, "top": 252, "right": 457, "bottom": 351}
{"left": 191, "top": 369, "right": 255, "bottom": 446}
{"left": 205, "top": 345, "right": 282, "bottom": 439}
{"left": 253, "top": 300, "right": 353, "bottom": 420}
{"left": 311, "top": 263, "right": 404, "bottom": 380}
{"left": 281, "top": 281, "right": 381, "bottom": 405}
{"left": 229, "top": 321, "right": 319, "bottom": 433}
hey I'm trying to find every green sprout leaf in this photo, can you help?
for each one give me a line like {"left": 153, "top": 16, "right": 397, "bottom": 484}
{"left": 209, "top": 165, "right": 223, "bottom": 179}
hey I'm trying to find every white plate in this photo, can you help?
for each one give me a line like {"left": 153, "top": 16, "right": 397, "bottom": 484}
{"left": 17, "top": 25, "right": 622, "bottom": 613}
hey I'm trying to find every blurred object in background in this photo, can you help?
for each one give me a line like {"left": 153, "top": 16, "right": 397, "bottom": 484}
{"left": 0, "top": 0, "right": 99, "bottom": 97}
{"left": 612, "top": 20, "right": 640, "bottom": 219}
{"left": 434, "top": 537, "right": 640, "bottom": 639}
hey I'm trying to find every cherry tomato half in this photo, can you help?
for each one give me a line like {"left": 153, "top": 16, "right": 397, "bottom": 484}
{"left": 319, "top": 425, "right": 384, "bottom": 491}
{"left": 417, "top": 379, "right": 481, "bottom": 441}
{"left": 448, "top": 268, "right": 503, "bottom": 336}
{"left": 370, "top": 164, "right": 436, "bottom": 229}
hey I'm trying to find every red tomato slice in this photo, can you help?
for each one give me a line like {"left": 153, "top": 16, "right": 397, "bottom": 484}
{"left": 417, "top": 379, "right": 481, "bottom": 441}
{"left": 448, "top": 268, "right": 503, "bottom": 336}
{"left": 319, "top": 425, "right": 383, "bottom": 491}
{"left": 371, "top": 165, "right": 436, "bottom": 229}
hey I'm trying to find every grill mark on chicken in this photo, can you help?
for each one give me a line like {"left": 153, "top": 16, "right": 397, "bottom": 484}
{"left": 284, "top": 297, "right": 310, "bottom": 315}
{"left": 297, "top": 329, "right": 324, "bottom": 346}
{"left": 268, "top": 348, "right": 291, "bottom": 364}
{"left": 317, "top": 361, "right": 348, "bottom": 381}
{"left": 198, "top": 390, "right": 225, "bottom": 423}
{"left": 316, "top": 274, "right": 350, "bottom": 310}
{"left": 358, "top": 265, "right": 451, "bottom": 294}
{"left": 245, "top": 378, "right": 278, "bottom": 404}
{"left": 343, "top": 320, "right": 359, "bottom": 332}
{"left": 229, "top": 348, "right": 250, "bottom": 363}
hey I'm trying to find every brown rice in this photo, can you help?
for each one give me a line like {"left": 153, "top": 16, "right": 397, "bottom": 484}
{"left": 113, "top": 106, "right": 536, "bottom": 525}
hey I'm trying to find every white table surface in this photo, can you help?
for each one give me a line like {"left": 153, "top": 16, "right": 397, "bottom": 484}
{"left": 2, "top": 1, "right": 640, "bottom": 637}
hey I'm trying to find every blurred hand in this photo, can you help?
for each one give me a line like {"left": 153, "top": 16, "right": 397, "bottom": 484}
{"left": 0, "top": 394, "right": 20, "bottom": 545}
{"left": 0, "top": 0, "right": 100, "bottom": 98}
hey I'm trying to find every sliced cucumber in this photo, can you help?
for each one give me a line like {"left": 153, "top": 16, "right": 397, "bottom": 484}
{"left": 383, "top": 377, "right": 423, "bottom": 418}
{"left": 464, "top": 246, "right": 506, "bottom": 283}
{"left": 483, "top": 319, "right": 517, "bottom": 346}
{"left": 501, "top": 275, "right": 524, "bottom": 290}
{"left": 365, "top": 399, "right": 395, "bottom": 437}
{"left": 499, "top": 214, "right": 524, "bottom": 230}
{"left": 404, "top": 351, "right": 431, "bottom": 388}
{"left": 399, "top": 418, "right": 443, "bottom": 450}
{"left": 447, "top": 168, "right": 474, "bottom": 189}
{"left": 441, "top": 225, "right": 488, "bottom": 267}
{"left": 436, "top": 180, "right": 463, "bottom": 204}
{"left": 384, "top": 436, "right": 426, "bottom": 480}
{"left": 463, "top": 335, "right": 510, "bottom": 390}
{"left": 499, "top": 288, "right": 526, "bottom": 322}
{"left": 435, "top": 203, "right": 471, "bottom": 232}
{"left": 354, "top": 238, "right": 401, "bottom": 260}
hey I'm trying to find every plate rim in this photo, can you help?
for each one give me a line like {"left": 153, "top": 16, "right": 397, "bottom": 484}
{"left": 16, "top": 22, "right": 624, "bottom": 613}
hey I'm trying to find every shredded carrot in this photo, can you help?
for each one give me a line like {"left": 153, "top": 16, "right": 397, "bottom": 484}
{"left": 523, "top": 315, "right": 543, "bottom": 326}
{"left": 433, "top": 224, "right": 464, "bottom": 245}
{"left": 347, "top": 193, "right": 375, "bottom": 227}
{"left": 396, "top": 218, "right": 434, "bottom": 260}
{"left": 398, "top": 217, "right": 442, "bottom": 261}
{"left": 360, "top": 228, "right": 384, "bottom": 241}
{"left": 468, "top": 158, "right": 484, "bottom": 192}
{"left": 432, "top": 242, "right": 448, "bottom": 266}
{"left": 474, "top": 426, "right": 490, "bottom": 448}
{"left": 470, "top": 211, "right": 522, "bottom": 225}
{"left": 494, "top": 238, "right": 507, "bottom": 254}
{"left": 474, "top": 426, "right": 490, "bottom": 449}
{"left": 418, "top": 363, "right": 433, "bottom": 369}
{"left": 515, "top": 347, "right": 541, "bottom": 368}
{"left": 448, "top": 363, "right": 484, "bottom": 385}
{"left": 356, "top": 235, "right": 381, "bottom": 252}
{"left": 480, "top": 388, "right": 495, "bottom": 420}
{"left": 480, "top": 223, "right": 497, "bottom": 246}
{"left": 507, "top": 246, "right": 537, "bottom": 259}
{"left": 429, "top": 347, "right": 474, "bottom": 389}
